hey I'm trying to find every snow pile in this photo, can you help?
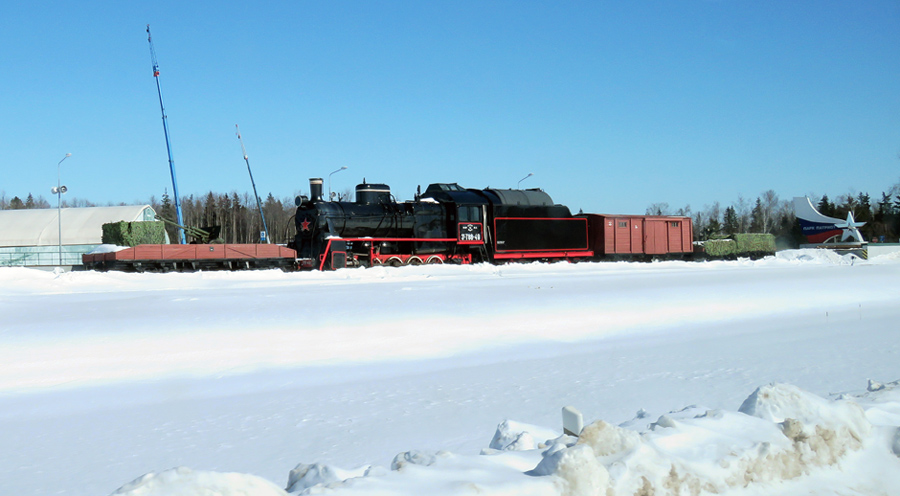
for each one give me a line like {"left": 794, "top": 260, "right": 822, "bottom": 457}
{"left": 286, "top": 463, "right": 373, "bottom": 493}
{"left": 555, "top": 383, "right": 872, "bottom": 495}
{"left": 107, "top": 381, "right": 900, "bottom": 496}
{"left": 869, "top": 249, "right": 900, "bottom": 263}
{"left": 110, "top": 467, "right": 288, "bottom": 496}
{"left": 774, "top": 248, "right": 861, "bottom": 265}
{"left": 488, "top": 419, "right": 561, "bottom": 452}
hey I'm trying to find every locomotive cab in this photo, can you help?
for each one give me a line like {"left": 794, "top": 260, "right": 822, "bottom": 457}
{"left": 421, "top": 183, "right": 489, "bottom": 256}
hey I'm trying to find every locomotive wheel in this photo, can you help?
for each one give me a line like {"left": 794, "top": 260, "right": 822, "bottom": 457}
{"left": 426, "top": 256, "right": 443, "bottom": 264}
{"left": 387, "top": 257, "right": 403, "bottom": 267}
{"left": 407, "top": 257, "right": 423, "bottom": 266}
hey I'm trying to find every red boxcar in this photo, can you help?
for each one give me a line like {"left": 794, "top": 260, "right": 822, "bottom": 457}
{"left": 579, "top": 214, "right": 694, "bottom": 258}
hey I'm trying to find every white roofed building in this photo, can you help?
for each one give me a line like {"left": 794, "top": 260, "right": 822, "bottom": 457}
{"left": 0, "top": 205, "right": 163, "bottom": 267}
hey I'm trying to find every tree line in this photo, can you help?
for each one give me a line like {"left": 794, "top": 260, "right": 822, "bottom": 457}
{"left": 647, "top": 178, "right": 900, "bottom": 246}
{"left": 151, "top": 190, "right": 298, "bottom": 244}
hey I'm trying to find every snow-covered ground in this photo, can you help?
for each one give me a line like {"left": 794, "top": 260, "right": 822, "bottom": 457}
{"left": 1, "top": 250, "right": 899, "bottom": 495}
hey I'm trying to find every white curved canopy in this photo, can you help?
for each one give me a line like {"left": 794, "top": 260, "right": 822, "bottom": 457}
{"left": 0, "top": 205, "right": 158, "bottom": 247}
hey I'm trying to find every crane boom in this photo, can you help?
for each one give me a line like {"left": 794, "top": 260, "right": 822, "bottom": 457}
{"left": 236, "top": 125, "right": 270, "bottom": 243}
{"left": 146, "top": 24, "right": 186, "bottom": 244}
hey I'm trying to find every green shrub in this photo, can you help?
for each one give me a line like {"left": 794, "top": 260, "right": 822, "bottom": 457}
{"left": 704, "top": 233, "right": 776, "bottom": 258}
{"left": 733, "top": 233, "right": 776, "bottom": 254}
{"left": 704, "top": 238, "right": 737, "bottom": 257}
{"left": 101, "top": 221, "right": 167, "bottom": 247}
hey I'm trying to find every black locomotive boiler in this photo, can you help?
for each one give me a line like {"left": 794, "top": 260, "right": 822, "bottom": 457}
{"left": 291, "top": 177, "right": 593, "bottom": 270}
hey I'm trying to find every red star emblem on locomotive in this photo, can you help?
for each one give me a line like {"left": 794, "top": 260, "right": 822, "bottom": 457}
{"left": 300, "top": 217, "right": 311, "bottom": 231}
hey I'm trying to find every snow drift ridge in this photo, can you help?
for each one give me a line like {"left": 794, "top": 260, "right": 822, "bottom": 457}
{"left": 111, "top": 380, "right": 900, "bottom": 496}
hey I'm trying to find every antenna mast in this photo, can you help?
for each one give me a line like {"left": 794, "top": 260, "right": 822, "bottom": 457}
{"left": 236, "top": 125, "right": 270, "bottom": 243}
{"left": 146, "top": 24, "right": 186, "bottom": 244}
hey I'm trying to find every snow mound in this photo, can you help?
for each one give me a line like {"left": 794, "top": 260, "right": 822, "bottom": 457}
{"left": 110, "top": 466, "right": 288, "bottom": 496}
{"left": 270, "top": 382, "right": 900, "bottom": 496}
{"left": 286, "top": 463, "right": 373, "bottom": 493}
{"left": 530, "top": 444, "right": 609, "bottom": 496}
{"left": 868, "top": 249, "right": 900, "bottom": 263}
{"left": 775, "top": 248, "right": 861, "bottom": 265}
{"left": 488, "top": 419, "right": 561, "bottom": 451}
{"left": 542, "top": 383, "right": 872, "bottom": 494}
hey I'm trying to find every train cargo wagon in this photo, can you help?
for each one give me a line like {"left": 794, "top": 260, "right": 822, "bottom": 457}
{"left": 643, "top": 217, "right": 693, "bottom": 255}
{"left": 581, "top": 214, "right": 694, "bottom": 258}
{"left": 83, "top": 244, "right": 298, "bottom": 271}
{"left": 581, "top": 214, "right": 643, "bottom": 256}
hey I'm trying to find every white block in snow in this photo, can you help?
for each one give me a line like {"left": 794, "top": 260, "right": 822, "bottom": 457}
{"left": 562, "top": 405, "right": 584, "bottom": 437}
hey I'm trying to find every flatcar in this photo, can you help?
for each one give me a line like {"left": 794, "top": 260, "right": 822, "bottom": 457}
{"left": 82, "top": 243, "right": 297, "bottom": 272}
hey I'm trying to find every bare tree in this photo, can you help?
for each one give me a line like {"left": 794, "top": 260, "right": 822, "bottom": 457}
{"left": 734, "top": 195, "right": 751, "bottom": 233}
{"left": 646, "top": 202, "right": 670, "bottom": 216}
{"left": 760, "top": 190, "right": 780, "bottom": 233}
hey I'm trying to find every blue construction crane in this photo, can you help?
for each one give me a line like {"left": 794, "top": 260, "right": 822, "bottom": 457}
{"left": 236, "top": 125, "right": 271, "bottom": 243}
{"left": 146, "top": 24, "right": 186, "bottom": 244}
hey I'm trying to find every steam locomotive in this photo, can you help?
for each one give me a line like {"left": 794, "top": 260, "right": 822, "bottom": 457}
{"left": 291, "top": 177, "right": 595, "bottom": 270}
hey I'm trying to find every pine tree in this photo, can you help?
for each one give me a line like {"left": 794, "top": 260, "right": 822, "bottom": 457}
{"left": 722, "top": 206, "right": 739, "bottom": 235}
{"left": 818, "top": 194, "right": 834, "bottom": 217}
{"left": 25, "top": 193, "right": 35, "bottom": 209}
{"left": 160, "top": 189, "right": 172, "bottom": 216}
{"left": 158, "top": 189, "right": 178, "bottom": 241}
{"left": 749, "top": 198, "right": 764, "bottom": 232}
{"left": 202, "top": 192, "right": 217, "bottom": 228}
{"left": 705, "top": 217, "right": 722, "bottom": 239}
{"left": 879, "top": 192, "right": 893, "bottom": 215}
{"left": 855, "top": 192, "right": 872, "bottom": 223}
{"left": 9, "top": 196, "right": 24, "bottom": 209}
{"left": 218, "top": 193, "right": 232, "bottom": 243}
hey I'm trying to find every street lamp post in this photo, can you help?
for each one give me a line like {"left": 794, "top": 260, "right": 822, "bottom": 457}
{"left": 329, "top": 166, "right": 348, "bottom": 200}
{"left": 517, "top": 172, "right": 534, "bottom": 189}
{"left": 52, "top": 153, "right": 72, "bottom": 266}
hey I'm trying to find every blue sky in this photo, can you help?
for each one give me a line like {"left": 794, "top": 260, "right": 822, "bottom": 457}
{"left": 2, "top": 1, "right": 898, "bottom": 215}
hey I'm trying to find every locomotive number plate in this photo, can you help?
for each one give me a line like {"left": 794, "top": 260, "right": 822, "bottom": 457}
{"left": 458, "top": 222, "right": 484, "bottom": 245}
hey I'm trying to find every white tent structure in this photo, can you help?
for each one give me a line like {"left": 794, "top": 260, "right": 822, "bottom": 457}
{"left": 0, "top": 205, "right": 161, "bottom": 267}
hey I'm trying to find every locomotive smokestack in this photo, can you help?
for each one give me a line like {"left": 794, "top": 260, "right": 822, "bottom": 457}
{"left": 310, "top": 178, "right": 324, "bottom": 202}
